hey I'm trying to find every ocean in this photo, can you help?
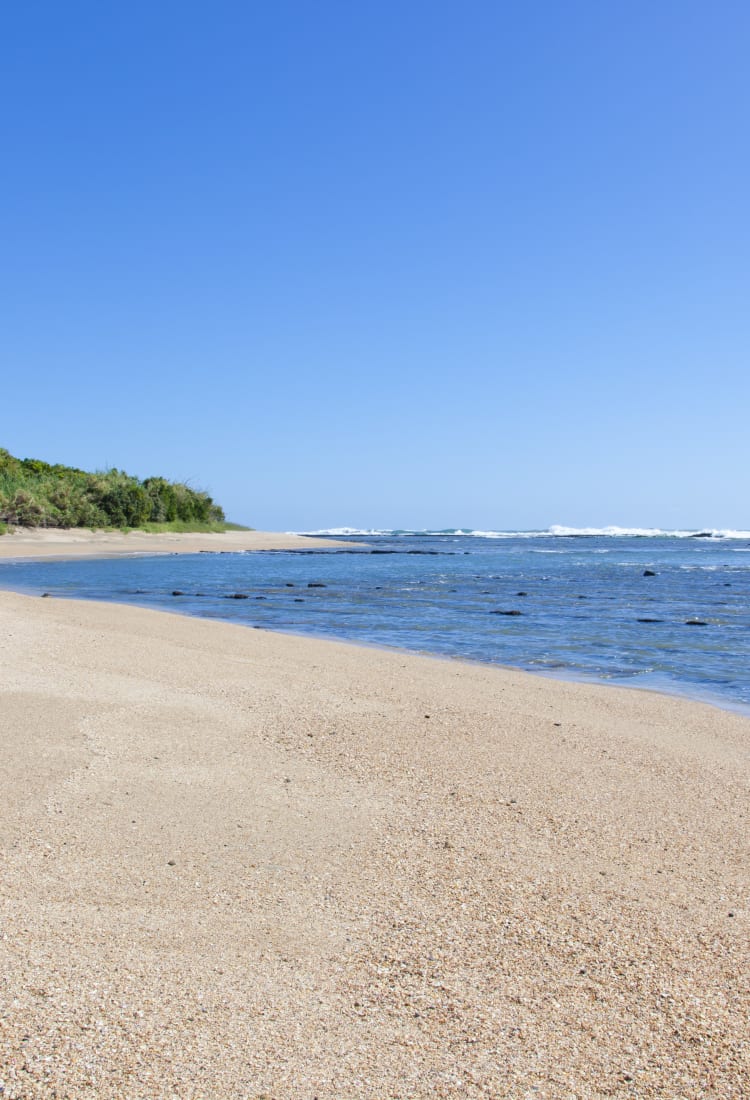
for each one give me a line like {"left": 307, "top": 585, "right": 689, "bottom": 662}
{"left": 3, "top": 527, "right": 750, "bottom": 713}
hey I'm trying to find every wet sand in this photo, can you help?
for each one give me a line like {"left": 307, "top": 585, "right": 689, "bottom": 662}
{"left": 0, "top": 589, "right": 748, "bottom": 1098}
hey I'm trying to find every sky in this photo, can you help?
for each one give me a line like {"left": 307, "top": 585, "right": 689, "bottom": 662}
{"left": 2, "top": 1, "right": 748, "bottom": 531}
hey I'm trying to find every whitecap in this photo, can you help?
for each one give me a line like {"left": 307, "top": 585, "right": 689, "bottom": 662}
{"left": 548, "top": 525, "right": 750, "bottom": 539}
{"left": 296, "top": 528, "right": 391, "bottom": 536}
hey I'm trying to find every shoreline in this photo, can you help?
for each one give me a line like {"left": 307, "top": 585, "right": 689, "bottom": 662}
{"left": 6, "top": 578, "right": 750, "bottom": 719}
{"left": 1, "top": 589, "right": 748, "bottom": 1096}
{"left": 0, "top": 526, "right": 353, "bottom": 560}
{"left": 530, "top": 661, "right": 750, "bottom": 720}
{"left": 0, "top": 526, "right": 747, "bottom": 719}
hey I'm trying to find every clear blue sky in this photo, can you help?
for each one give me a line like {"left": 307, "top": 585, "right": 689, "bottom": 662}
{"left": 3, "top": 1, "right": 748, "bottom": 531}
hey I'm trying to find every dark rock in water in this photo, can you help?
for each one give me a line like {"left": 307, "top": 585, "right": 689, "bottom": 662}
{"left": 41, "top": 592, "right": 51, "bottom": 598}
{"left": 517, "top": 591, "right": 528, "bottom": 597}
{"left": 643, "top": 569, "right": 657, "bottom": 577}
{"left": 171, "top": 590, "right": 185, "bottom": 596}
{"left": 294, "top": 598, "right": 305, "bottom": 602}
{"left": 370, "top": 549, "right": 396, "bottom": 554}
{"left": 254, "top": 596, "right": 267, "bottom": 600}
{"left": 577, "top": 594, "right": 587, "bottom": 599}
{"left": 307, "top": 582, "right": 327, "bottom": 588}
{"left": 285, "top": 583, "right": 295, "bottom": 587}
{"left": 637, "top": 617, "right": 664, "bottom": 623}
{"left": 689, "top": 531, "right": 714, "bottom": 538}
{"left": 685, "top": 619, "right": 708, "bottom": 626}
{"left": 491, "top": 609, "right": 523, "bottom": 616}
{"left": 226, "top": 593, "right": 249, "bottom": 599}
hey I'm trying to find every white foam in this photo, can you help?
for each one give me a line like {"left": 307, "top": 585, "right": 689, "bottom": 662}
{"left": 464, "top": 530, "right": 547, "bottom": 539}
{"left": 548, "top": 525, "right": 750, "bottom": 539}
{"left": 297, "top": 527, "right": 391, "bottom": 536}
{"left": 296, "top": 526, "right": 750, "bottom": 540}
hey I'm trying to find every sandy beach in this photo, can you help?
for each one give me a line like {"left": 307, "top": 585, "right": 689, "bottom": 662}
{"left": 0, "top": 527, "right": 349, "bottom": 560}
{"left": 0, "top": 577, "right": 748, "bottom": 1099}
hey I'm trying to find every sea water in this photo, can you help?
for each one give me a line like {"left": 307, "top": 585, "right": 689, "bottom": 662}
{"left": 2, "top": 528, "right": 749, "bottom": 713}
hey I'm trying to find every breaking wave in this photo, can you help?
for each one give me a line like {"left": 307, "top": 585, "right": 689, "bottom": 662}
{"left": 300, "top": 526, "right": 750, "bottom": 540}
{"left": 546, "top": 526, "right": 750, "bottom": 539}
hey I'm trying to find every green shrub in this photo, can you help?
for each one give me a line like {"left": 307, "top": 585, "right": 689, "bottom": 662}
{"left": 0, "top": 448, "right": 231, "bottom": 531}
{"left": 3, "top": 489, "right": 47, "bottom": 526}
{"left": 90, "top": 474, "right": 151, "bottom": 527}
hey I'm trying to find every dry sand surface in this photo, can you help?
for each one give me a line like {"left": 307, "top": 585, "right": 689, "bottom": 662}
{"left": 0, "top": 528, "right": 349, "bottom": 560}
{"left": 0, "top": 590, "right": 748, "bottom": 1098}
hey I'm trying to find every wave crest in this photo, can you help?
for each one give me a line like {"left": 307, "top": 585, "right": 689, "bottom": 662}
{"left": 296, "top": 526, "right": 750, "bottom": 540}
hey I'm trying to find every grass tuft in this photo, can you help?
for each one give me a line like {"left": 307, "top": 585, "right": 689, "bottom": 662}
{"left": 135, "top": 521, "right": 253, "bottom": 534}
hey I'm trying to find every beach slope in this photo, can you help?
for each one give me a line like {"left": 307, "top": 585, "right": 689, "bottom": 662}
{"left": 0, "top": 527, "right": 350, "bottom": 560}
{"left": 0, "top": 591, "right": 748, "bottom": 1098}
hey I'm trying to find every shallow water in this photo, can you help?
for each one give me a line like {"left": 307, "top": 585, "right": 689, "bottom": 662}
{"left": 2, "top": 531, "right": 750, "bottom": 713}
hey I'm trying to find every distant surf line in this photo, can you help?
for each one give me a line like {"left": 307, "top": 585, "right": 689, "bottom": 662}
{"left": 299, "top": 526, "right": 750, "bottom": 540}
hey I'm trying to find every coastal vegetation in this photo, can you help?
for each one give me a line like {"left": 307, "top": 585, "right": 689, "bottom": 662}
{"left": 0, "top": 448, "right": 235, "bottom": 532}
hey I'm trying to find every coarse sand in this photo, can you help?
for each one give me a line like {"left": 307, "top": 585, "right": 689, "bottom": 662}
{"left": 0, "top": 576, "right": 748, "bottom": 1097}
